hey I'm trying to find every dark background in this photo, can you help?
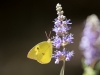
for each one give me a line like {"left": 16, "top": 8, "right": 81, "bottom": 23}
{"left": 0, "top": 0, "right": 100, "bottom": 75}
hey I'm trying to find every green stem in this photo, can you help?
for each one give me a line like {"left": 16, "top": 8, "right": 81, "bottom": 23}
{"left": 60, "top": 60, "right": 66, "bottom": 75}
{"left": 62, "top": 60, "right": 65, "bottom": 75}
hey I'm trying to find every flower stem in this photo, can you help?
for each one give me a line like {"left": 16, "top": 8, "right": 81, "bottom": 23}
{"left": 60, "top": 60, "right": 66, "bottom": 75}
{"left": 62, "top": 60, "right": 65, "bottom": 75}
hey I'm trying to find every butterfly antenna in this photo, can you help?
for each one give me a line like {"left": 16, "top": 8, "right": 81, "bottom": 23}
{"left": 45, "top": 31, "right": 49, "bottom": 39}
{"left": 49, "top": 31, "right": 51, "bottom": 38}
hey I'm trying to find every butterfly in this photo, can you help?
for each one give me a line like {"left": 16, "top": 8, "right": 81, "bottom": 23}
{"left": 27, "top": 31, "right": 53, "bottom": 64}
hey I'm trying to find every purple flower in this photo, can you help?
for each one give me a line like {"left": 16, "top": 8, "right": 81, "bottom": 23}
{"left": 54, "top": 20, "right": 62, "bottom": 27}
{"left": 62, "top": 33, "right": 74, "bottom": 44}
{"left": 65, "top": 19, "right": 72, "bottom": 25}
{"left": 79, "top": 14, "right": 100, "bottom": 65}
{"left": 52, "top": 48, "right": 74, "bottom": 64}
{"left": 52, "top": 36, "right": 62, "bottom": 49}
{"left": 52, "top": 19, "right": 72, "bottom": 35}
{"left": 52, "top": 3, "right": 74, "bottom": 64}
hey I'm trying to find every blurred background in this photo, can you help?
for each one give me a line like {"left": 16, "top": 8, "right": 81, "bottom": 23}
{"left": 0, "top": 0, "right": 100, "bottom": 75}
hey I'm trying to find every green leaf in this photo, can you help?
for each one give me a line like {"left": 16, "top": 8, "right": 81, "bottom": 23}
{"left": 95, "top": 61, "right": 100, "bottom": 71}
{"left": 81, "top": 58, "right": 88, "bottom": 68}
{"left": 83, "top": 66, "right": 97, "bottom": 75}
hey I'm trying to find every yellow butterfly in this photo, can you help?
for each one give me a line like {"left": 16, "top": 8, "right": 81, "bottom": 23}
{"left": 27, "top": 31, "right": 53, "bottom": 64}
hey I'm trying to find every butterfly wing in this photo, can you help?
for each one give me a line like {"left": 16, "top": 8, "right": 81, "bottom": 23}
{"left": 27, "top": 41, "right": 53, "bottom": 64}
{"left": 27, "top": 44, "right": 40, "bottom": 60}
{"left": 36, "top": 41, "right": 53, "bottom": 64}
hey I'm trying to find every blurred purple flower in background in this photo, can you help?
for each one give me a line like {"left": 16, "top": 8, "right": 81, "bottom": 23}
{"left": 52, "top": 3, "right": 74, "bottom": 64}
{"left": 79, "top": 14, "right": 100, "bottom": 65}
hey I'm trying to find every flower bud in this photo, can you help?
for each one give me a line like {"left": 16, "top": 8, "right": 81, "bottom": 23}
{"left": 56, "top": 3, "right": 61, "bottom": 8}
{"left": 56, "top": 7, "right": 62, "bottom": 11}
{"left": 57, "top": 11, "right": 64, "bottom": 15}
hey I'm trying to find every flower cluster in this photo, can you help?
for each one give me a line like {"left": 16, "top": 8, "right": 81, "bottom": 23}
{"left": 52, "top": 3, "right": 74, "bottom": 64}
{"left": 52, "top": 48, "right": 74, "bottom": 64}
{"left": 79, "top": 14, "right": 100, "bottom": 65}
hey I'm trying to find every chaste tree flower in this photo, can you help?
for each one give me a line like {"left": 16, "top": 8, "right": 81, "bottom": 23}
{"left": 52, "top": 48, "right": 74, "bottom": 64}
{"left": 51, "top": 3, "right": 74, "bottom": 75}
{"left": 52, "top": 3, "right": 74, "bottom": 64}
{"left": 79, "top": 14, "right": 100, "bottom": 65}
{"left": 79, "top": 14, "right": 100, "bottom": 75}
